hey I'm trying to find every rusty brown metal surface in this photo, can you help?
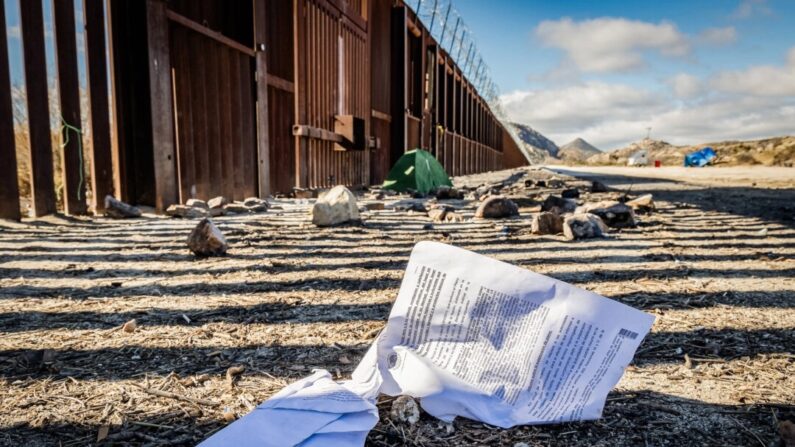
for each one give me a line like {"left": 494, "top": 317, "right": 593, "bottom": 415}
{"left": 2, "top": 0, "right": 524, "bottom": 217}
{"left": 294, "top": 0, "right": 369, "bottom": 189}
{"left": 85, "top": 0, "right": 115, "bottom": 212}
{"left": 52, "top": 0, "right": 87, "bottom": 215}
{"left": 168, "top": 6, "right": 258, "bottom": 201}
{"left": 19, "top": 0, "right": 56, "bottom": 217}
{"left": 264, "top": 0, "right": 296, "bottom": 193}
{"left": 0, "top": 1, "right": 19, "bottom": 220}
{"left": 254, "top": 0, "right": 271, "bottom": 197}
{"left": 146, "top": 0, "right": 179, "bottom": 211}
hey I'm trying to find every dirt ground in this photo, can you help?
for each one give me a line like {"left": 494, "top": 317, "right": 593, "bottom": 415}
{"left": 1, "top": 166, "right": 793, "bottom": 447}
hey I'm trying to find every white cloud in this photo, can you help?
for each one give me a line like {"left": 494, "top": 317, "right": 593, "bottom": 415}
{"left": 668, "top": 73, "right": 704, "bottom": 98}
{"left": 698, "top": 27, "right": 737, "bottom": 45}
{"left": 502, "top": 80, "right": 795, "bottom": 150}
{"left": 501, "top": 82, "right": 665, "bottom": 131}
{"left": 732, "top": 0, "right": 772, "bottom": 19}
{"left": 535, "top": 17, "right": 690, "bottom": 73}
{"left": 711, "top": 47, "right": 795, "bottom": 96}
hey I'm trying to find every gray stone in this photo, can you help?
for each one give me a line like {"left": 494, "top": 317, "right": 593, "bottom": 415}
{"left": 428, "top": 205, "right": 464, "bottom": 223}
{"left": 531, "top": 211, "right": 564, "bottom": 235}
{"left": 475, "top": 196, "right": 519, "bottom": 219}
{"left": 390, "top": 395, "right": 420, "bottom": 425}
{"left": 561, "top": 188, "right": 580, "bottom": 199}
{"left": 207, "top": 196, "right": 229, "bottom": 209}
{"left": 563, "top": 213, "right": 608, "bottom": 240}
{"left": 187, "top": 218, "right": 228, "bottom": 256}
{"left": 625, "top": 194, "right": 655, "bottom": 213}
{"left": 311, "top": 185, "right": 360, "bottom": 226}
{"left": 577, "top": 201, "right": 636, "bottom": 228}
{"left": 541, "top": 195, "right": 577, "bottom": 214}
{"left": 432, "top": 185, "right": 464, "bottom": 200}
{"left": 186, "top": 198, "right": 209, "bottom": 209}
{"left": 223, "top": 203, "right": 249, "bottom": 214}
{"left": 166, "top": 204, "right": 209, "bottom": 218}
{"left": 243, "top": 197, "right": 269, "bottom": 212}
{"left": 395, "top": 201, "right": 427, "bottom": 213}
{"left": 591, "top": 181, "right": 609, "bottom": 193}
{"left": 104, "top": 195, "right": 141, "bottom": 218}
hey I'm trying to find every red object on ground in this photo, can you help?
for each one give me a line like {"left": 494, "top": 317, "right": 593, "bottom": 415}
{"left": 654, "top": 160, "right": 661, "bottom": 168}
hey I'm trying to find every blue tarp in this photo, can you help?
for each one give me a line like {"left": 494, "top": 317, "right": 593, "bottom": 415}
{"left": 684, "top": 147, "right": 716, "bottom": 167}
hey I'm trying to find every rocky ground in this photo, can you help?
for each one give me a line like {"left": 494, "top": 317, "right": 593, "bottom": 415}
{"left": 1, "top": 166, "right": 793, "bottom": 446}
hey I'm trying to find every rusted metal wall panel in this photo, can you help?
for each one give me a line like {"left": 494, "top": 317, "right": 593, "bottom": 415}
{"left": 406, "top": 115, "right": 420, "bottom": 150}
{"left": 502, "top": 127, "right": 526, "bottom": 169}
{"left": 19, "top": 0, "right": 56, "bottom": 217}
{"left": 296, "top": 0, "right": 369, "bottom": 189}
{"left": 52, "top": 0, "right": 87, "bottom": 215}
{"left": 169, "top": 10, "right": 258, "bottom": 201}
{"left": 85, "top": 0, "right": 115, "bottom": 212}
{"left": 263, "top": 0, "right": 296, "bottom": 193}
{"left": 0, "top": 1, "right": 19, "bottom": 220}
{"left": 368, "top": 0, "right": 392, "bottom": 183}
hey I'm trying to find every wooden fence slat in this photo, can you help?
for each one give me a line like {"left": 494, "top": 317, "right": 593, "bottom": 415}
{"left": 52, "top": 0, "right": 86, "bottom": 215}
{"left": 0, "top": 1, "right": 20, "bottom": 220}
{"left": 144, "top": 0, "right": 178, "bottom": 210}
{"left": 19, "top": 0, "right": 55, "bottom": 217}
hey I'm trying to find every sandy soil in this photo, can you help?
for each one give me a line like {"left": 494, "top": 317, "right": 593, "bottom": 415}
{"left": 0, "top": 166, "right": 793, "bottom": 446}
{"left": 547, "top": 165, "right": 795, "bottom": 188}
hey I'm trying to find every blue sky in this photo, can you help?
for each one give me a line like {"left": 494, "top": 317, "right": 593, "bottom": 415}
{"left": 455, "top": 0, "right": 795, "bottom": 149}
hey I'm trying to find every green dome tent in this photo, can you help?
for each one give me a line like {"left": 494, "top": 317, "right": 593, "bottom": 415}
{"left": 382, "top": 149, "right": 452, "bottom": 195}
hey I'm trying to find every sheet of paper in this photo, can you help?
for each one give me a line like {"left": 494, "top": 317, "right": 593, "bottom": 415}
{"left": 370, "top": 241, "right": 655, "bottom": 426}
{"left": 198, "top": 370, "right": 379, "bottom": 447}
{"left": 201, "top": 241, "right": 654, "bottom": 445}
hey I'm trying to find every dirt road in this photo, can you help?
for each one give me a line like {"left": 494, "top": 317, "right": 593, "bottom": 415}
{"left": 1, "top": 167, "right": 793, "bottom": 446}
{"left": 547, "top": 165, "right": 795, "bottom": 188}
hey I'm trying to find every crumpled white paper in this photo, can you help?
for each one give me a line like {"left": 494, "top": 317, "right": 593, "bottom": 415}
{"left": 200, "top": 242, "right": 654, "bottom": 446}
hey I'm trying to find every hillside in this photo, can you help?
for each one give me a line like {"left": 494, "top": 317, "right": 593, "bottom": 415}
{"left": 586, "top": 136, "right": 795, "bottom": 167}
{"left": 558, "top": 138, "right": 601, "bottom": 162}
{"left": 511, "top": 122, "right": 559, "bottom": 163}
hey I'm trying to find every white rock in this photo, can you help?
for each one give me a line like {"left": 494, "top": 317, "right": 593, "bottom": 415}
{"left": 625, "top": 194, "right": 655, "bottom": 213}
{"left": 311, "top": 185, "right": 360, "bottom": 226}
{"left": 207, "top": 196, "right": 229, "bottom": 209}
